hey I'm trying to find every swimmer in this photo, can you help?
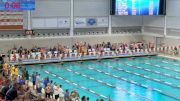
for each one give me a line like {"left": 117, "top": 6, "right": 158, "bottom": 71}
{"left": 115, "top": 58, "right": 118, "bottom": 61}
{"left": 80, "top": 61, "right": 83, "bottom": 64}
{"left": 60, "top": 62, "right": 64, "bottom": 66}
{"left": 97, "top": 59, "right": 101, "bottom": 62}
{"left": 40, "top": 64, "right": 44, "bottom": 69}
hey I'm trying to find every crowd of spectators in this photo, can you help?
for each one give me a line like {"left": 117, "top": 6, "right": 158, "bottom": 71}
{"left": 9, "top": 42, "right": 150, "bottom": 54}
{"left": 8, "top": 41, "right": 156, "bottom": 61}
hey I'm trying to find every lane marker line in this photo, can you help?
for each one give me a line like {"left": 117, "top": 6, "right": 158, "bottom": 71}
{"left": 74, "top": 63, "right": 180, "bottom": 100}
{"left": 162, "top": 61, "right": 168, "bottom": 63}
{"left": 96, "top": 61, "right": 180, "bottom": 89}
{"left": 59, "top": 66, "right": 154, "bottom": 101}
{"left": 114, "top": 60, "right": 180, "bottom": 80}
{"left": 154, "top": 79, "right": 161, "bottom": 82}
{"left": 154, "top": 88, "right": 162, "bottom": 92}
{"left": 108, "top": 63, "right": 179, "bottom": 88}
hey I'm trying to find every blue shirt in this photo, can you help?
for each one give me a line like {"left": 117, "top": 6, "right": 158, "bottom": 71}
{"left": 43, "top": 80, "right": 49, "bottom": 88}
{"left": 32, "top": 74, "right": 36, "bottom": 82}
{"left": 19, "top": 79, "right": 25, "bottom": 85}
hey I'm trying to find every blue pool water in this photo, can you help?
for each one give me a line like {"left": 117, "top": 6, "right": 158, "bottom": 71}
{"left": 26, "top": 56, "right": 180, "bottom": 101}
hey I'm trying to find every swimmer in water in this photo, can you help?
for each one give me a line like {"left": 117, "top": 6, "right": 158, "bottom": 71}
{"left": 41, "top": 65, "right": 44, "bottom": 69}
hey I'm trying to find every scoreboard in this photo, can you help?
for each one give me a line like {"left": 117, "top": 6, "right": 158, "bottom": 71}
{"left": 114, "top": 0, "right": 164, "bottom": 15}
{"left": 0, "top": 0, "right": 35, "bottom": 10}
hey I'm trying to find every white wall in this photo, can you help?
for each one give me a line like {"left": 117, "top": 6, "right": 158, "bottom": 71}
{"left": 142, "top": 35, "right": 180, "bottom": 46}
{"left": 23, "top": 11, "right": 28, "bottom": 29}
{"left": 112, "top": 16, "right": 143, "bottom": 27}
{"left": 142, "top": 16, "right": 164, "bottom": 35}
{"left": 166, "top": 0, "right": 180, "bottom": 29}
{"left": 74, "top": 0, "right": 109, "bottom": 17}
{"left": 142, "top": 16, "right": 164, "bottom": 27}
{"left": 166, "top": 0, "right": 180, "bottom": 17}
{"left": 31, "top": 0, "right": 70, "bottom": 17}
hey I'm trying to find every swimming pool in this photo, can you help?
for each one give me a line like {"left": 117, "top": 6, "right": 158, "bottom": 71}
{"left": 26, "top": 56, "right": 180, "bottom": 101}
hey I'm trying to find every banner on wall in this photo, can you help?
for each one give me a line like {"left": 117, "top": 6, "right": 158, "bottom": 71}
{"left": 86, "top": 18, "right": 97, "bottom": 26}
{"left": 57, "top": 18, "right": 70, "bottom": 28}
{"left": 0, "top": 10, "right": 23, "bottom": 30}
{"left": 97, "top": 17, "right": 108, "bottom": 27}
{"left": 74, "top": 18, "right": 86, "bottom": 28}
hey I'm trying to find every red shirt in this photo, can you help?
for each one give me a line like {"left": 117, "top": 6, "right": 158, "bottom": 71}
{"left": 0, "top": 78, "right": 3, "bottom": 85}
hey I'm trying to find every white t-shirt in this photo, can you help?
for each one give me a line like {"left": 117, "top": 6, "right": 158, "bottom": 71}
{"left": 36, "top": 75, "right": 40, "bottom": 84}
{"left": 59, "top": 88, "right": 64, "bottom": 97}
{"left": 53, "top": 86, "right": 59, "bottom": 95}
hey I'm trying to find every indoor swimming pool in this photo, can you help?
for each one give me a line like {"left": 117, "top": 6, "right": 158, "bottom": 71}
{"left": 26, "top": 56, "right": 180, "bottom": 101}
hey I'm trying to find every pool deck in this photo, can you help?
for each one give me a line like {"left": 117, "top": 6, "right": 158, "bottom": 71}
{"left": 158, "top": 54, "right": 180, "bottom": 61}
{"left": 9, "top": 53, "right": 157, "bottom": 65}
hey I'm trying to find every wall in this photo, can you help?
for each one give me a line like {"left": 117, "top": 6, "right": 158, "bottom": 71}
{"left": 74, "top": 0, "right": 109, "bottom": 17}
{"left": 30, "top": 0, "right": 71, "bottom": 29}
{"left": 142, "top": 35, "right": 180, "bottom": 46}
{"left": 166, "top": 0, "right": 180, "bottom": 36}
{"left": 142, "top": 15, "right": 165, "bottom": 36}
{"left": 31, "top": 0, "right": 70, "bottom": 17}
{"left": 112, "top": 16, "right": 142, "bottom": 27}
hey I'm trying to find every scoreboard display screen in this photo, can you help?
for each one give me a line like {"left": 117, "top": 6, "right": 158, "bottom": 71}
{"left": 0, "top": 0, "right": 35, "bottom": 10}
{"left": 111, "top": 0, "right": 166, "bottom": 15}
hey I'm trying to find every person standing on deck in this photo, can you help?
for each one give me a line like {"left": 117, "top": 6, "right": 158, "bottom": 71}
{"left": 31, "top": 72, "right": 36, "bottom": 90}
{"left": 36, "top": 74, "right": 40, "bottom": 88}
{"left": 59, "top": 85, "right": 64, "bottom": 101}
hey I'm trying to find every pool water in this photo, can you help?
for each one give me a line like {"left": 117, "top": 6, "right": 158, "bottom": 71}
{"left": 26, "top": 56, "right": 180, "bottom": 101}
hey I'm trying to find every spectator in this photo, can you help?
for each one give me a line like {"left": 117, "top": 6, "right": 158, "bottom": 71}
{"left": 64, "top": 89, "right": 70, "bottom": 101}
{"left": 5, "top": 83, "right": 19, "bottom": 101}
{"left": 87, "top": 97, "right": 89, "bottom": 101}
{"left": 31, "top": 72, "right": 36, "bottom": 90}
{"left": 53, "top": 84, "right": 59, "bottom": 100}
{"left": 43, "top": 77, "right": 49, "bottom": 88}
{"left": 3, "top": 62, "right": 9, "bottom": 77}
{"left": 14, "top": 66, "right": 19, "bottom": 78}
{"left": 47, "top": 76, "right": 49, "bottom": 82}
{"left": 59, "top": 85, "right": 64, "bottom": 101}
{"left": 22, "top": 68, "right": 26, "bottom": 78}
{"left": 81, "top": 96, "right": 86, "bottom": 101}
{"left": 19, "top": 77, "right": 25, "bottom": 85}
{"left": 96, "top": 99, "right": 100, "bottom": 101}
{"left": 24, "top": 70, "right": 29, "bottom": 84}
{"left": 50, "top": 80, "right": 54, "bottom": 99}
{"left": 100, "top": 99, "right": 104, "bottom": 101}
{"left": 45, "top": 83, "right": 51, "bottom": 99}
{"left": 36, "top": 83, "right": 42, "bottom": 98}
{"left": 1, "top": 84, "right": 11, "bottom": 98}
{"left": 36, "top": 74, "right": 40, "bottom": 87}
{"left": 71, "top": 89, "right": 80, "bottom": 99}
{"left": 11, "top": 65, "right": 16, "bottom": 80}
{"left": 17, "top": 85, "right": 25, "bottom": 101}
{"left": 0, "top": 74, "right": 4, "bottom": 85}
{"left": 23, "top": 81, "right": 30, "bottom": 99}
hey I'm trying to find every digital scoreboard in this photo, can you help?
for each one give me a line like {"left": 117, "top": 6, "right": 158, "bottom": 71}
{"left": 0, "top": 0, "right": 35, "bottom": 10}
{"left": 111, "top": 0, "right": 166, "bottom": 15}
